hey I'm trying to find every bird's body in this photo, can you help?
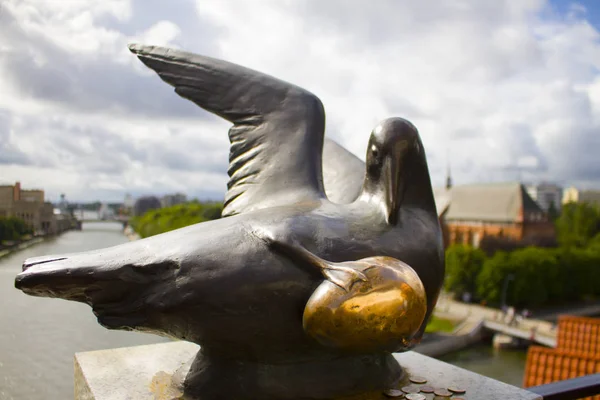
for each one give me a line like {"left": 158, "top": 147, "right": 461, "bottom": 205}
{"left": 20, "top": 194, "right": 441, "bottom": 364}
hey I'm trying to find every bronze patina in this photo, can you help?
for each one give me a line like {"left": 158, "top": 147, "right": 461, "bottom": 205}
{"left": 14, "top": 44, "right": 444, "bottom": 399}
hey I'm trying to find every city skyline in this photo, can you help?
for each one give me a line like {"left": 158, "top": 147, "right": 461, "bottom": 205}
{"left": 1, "top": 1, "right": 600, "bottom": 202}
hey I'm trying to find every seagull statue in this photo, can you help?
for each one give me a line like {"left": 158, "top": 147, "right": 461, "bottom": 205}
{"left": 15, "top": 45, "right": 444, "bottom": 400}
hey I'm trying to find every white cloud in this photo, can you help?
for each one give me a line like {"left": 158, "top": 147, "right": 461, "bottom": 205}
{"left": 133, "top": 20, "right": 181, "bottom": 48}
{"left": 0, "top": 0, "right": 599, "bottom": 203}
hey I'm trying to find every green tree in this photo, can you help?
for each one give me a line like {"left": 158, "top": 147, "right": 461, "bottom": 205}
{"left": 444, "top": 244, "right": 486, "bottom": 299}
{"left": 476, "top": 247, "right": 561, "bottom": 308}
{"left": 547, "top": 200, "right": 560, "bottom": 222}
{"left": 130, "top": 202, "right": 223, "bottom": 238}
{"left": 555, "top": 202, "right": 600, "bottom": 248}
{"left": 202, "top": 203, "right": 222, "bottom": 220}
{"left": 587, "top": 233, "right": 600, "bottom": 250}
{"left": 0, "top": 216, "right": 32, "bottom": 242}
{"left": 508, "top": 247, "right": 560, "bottom": 307}
{"left": 476, "top": 251, "right": 511, "bottom": 306}
{"left": 555, "top": 247, "right": 600, "bottom": 301}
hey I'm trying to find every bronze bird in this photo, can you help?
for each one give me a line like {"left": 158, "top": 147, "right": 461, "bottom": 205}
{"left": 15, "top": 45, "right": 444, "bottom": 400}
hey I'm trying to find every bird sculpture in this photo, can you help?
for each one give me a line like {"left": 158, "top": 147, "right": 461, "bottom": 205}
{"left": 15, "top": 44, "right": 444, "bottom": 400}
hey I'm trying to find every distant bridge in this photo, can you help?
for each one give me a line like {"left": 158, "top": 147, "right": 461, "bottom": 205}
{"left": 435, "top": 297, "right": 600, "bottom": 349}
{"left": 448, "top": 314, "right": 557, "bottom": 348}
{"left": 78, "top": 215, "right": 130, "bottom": 227}
{"left": 483, "top": 319, "right": 556, "bottom": 347}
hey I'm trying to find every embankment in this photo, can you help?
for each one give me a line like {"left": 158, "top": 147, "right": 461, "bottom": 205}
{"left": 0, "top": 237, "right": 46, "bottom": 259}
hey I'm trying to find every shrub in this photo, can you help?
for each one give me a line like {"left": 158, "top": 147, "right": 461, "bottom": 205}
{"left": 130, "top": 202, "right": 223, "bottom": 238}
{"left": 556, "top": 202, "right": 600, "bottom": 248}
{"left": 0, "top": 217, "right": 32, "bottom": 242}
{"left": 476, "top": 246, "right": 600, "bottom": 308}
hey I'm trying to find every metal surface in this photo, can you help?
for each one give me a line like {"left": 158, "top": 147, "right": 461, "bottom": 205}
{"left": 382, "top": 389, "right": 405, "bottom": 398}
{"left": 322, "top": 138, "right": 366, "bottom": 204}
{"left": 401, "top": 385, "right": 419, "bottom": 394}
{"left": 447, "top": 385, "right": 466, "bottom": 394}
{"left": 409, "top": 376, "right": 427, "bottom": 384}
{"left": 419, "top": 385, "right": 434, "bottom": 393}
{"left": 433, "top": 388, "right": 452, "bottom": 397}
{"left": 527, "top": 373, "right": 600, "bottom": 400}
{"left": 14, "top": 44, "right": 444, "bottom": 399}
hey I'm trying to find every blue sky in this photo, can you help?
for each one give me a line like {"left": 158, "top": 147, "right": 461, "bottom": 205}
{"left": 551, "top": 0, "right": 600, "bottom": 25}
{"left": 0, "top": 0, "right": 599, "bottom": 202}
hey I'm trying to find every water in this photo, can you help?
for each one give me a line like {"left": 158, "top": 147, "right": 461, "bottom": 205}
{"left": 0, "top": 223, "right": 167, "bottom": 400}
{"left": 439, "top": 343, "right": 528, "bottom": 387}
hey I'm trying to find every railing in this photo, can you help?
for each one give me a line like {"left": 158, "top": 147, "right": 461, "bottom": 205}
{"left": 527, "top": 373, "right": 600, "bottom": 399}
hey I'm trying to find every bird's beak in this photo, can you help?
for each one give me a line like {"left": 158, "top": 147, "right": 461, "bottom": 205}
{"left": 382, "top": 142, "right": 408, "bottom": 225}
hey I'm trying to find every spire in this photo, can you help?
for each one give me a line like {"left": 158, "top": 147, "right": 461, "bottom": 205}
{"left": 445, "top": 150, "right": 452, "bottom": 190}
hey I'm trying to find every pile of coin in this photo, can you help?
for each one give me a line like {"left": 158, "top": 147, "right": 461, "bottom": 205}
{"left": 382, "top": 374, "right": 467, "bottom": 398}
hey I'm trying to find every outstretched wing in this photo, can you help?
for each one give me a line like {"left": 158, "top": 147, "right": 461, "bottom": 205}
{"left": 129, "top": 44, "right": 326, "bottom": 217}
{"left": 322, "top": 139, "right": 365, "bottom": 204}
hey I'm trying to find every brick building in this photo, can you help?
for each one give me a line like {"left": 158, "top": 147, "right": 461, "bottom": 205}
{"left": 435, "top": 182, "right": 556, "bottom": 248}
{"left": 0, "top": 181, "right": 58, "bottom": 234}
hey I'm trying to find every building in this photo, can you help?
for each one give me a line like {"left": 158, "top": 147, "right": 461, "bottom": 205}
{"left": 124, "top": 193, "right": 134, "bottom": 209}
{"left": 0, "top": 181, "right": 59, "bottom": 234}
{"left": 161, "top": 193, "right": 187, "bottom": 208}
{"left": 57, "top": 193, "right": 69, "bottom": 214}
{"left": 133, "top": 196, "right": 162, "bottom": 217}
{"left": 526, "top": 183, "right": 562, "bottom": 212}
{"left": 563, "top": 187, "right": 600, "bottom": 206}
{"left": 435, "top": 182, "right": 555, "bottom": 248}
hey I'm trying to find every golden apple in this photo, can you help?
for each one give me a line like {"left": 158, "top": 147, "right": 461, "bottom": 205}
{"left": 303, "top": 256, "right": 426, "bottom": 353}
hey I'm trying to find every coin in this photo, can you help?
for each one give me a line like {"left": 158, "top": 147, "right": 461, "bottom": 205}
{"left": 405, "top": 394, "right": 426, "bottom": 400}
{"left": 419, "top": 385, "right": 434, "bottom": 393}
{"left": 401, "top": 385, "right": 420, "bottom": 394}
{"left": 383, "top": 388, "right": 405, "bottom": 398}
{"left": 448, "top": 385, "right": 466, "bottom": 394}
{"left": 409, "top": 375, "right": 427, "bottom": 384}
{"left": 434, "top": 388, "right": 453, "bottom": 397}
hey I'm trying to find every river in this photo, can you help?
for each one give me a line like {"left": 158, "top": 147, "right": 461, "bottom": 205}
{"left": 439, "top": 343, "right": 527, "bottom": 387}
{"left": 0, "top": 222, "right": 168, "bottom": 400}
{"left": 0, "top": 223, "right": 526, "bottom": 399}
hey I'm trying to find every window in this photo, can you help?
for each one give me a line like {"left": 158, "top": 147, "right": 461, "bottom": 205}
{"left": 472, "top": 232, "right": 481, "bottom": 248}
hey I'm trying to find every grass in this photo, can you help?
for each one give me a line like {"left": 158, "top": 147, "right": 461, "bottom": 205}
{"left": 425, "top": 316, "right": 456, "bottom": 333}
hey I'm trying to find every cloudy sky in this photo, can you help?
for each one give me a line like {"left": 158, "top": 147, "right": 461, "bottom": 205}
{"left": 1, "top": 0, "right": 600, "bottom": 203}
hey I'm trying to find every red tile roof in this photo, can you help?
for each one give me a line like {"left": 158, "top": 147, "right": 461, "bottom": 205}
{"left": 557, "top": 316, "right": 600, "bottom": 355}
{"left": 524, "top": 315, "right": 600, "bottom": 399}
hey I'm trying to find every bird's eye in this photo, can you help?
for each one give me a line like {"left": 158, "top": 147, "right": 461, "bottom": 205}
{"left": 370, "top": 144, "right": 379, "bottom": 158}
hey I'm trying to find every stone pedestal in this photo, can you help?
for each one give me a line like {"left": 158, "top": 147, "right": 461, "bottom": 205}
{"left": 74, "top": 341, "right": 196, "bottom": 400}
{"left": 74, "top": 341, "right": 542, "bottom": 400}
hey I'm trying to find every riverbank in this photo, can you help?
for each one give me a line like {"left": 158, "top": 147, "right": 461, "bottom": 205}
{"left": 0, "top": 236, "right": 46, "bottom": 260}
{"left": 124, "top": 225, "right": 140, "bottom": 241}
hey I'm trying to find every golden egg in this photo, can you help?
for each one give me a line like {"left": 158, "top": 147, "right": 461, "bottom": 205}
{"left": 302, "top": 256, "right": 426, "bottom": 353}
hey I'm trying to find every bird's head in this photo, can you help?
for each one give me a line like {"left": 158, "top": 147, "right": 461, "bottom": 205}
{"left": 361, "top": 117, "right": 426, "bottom": 225}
